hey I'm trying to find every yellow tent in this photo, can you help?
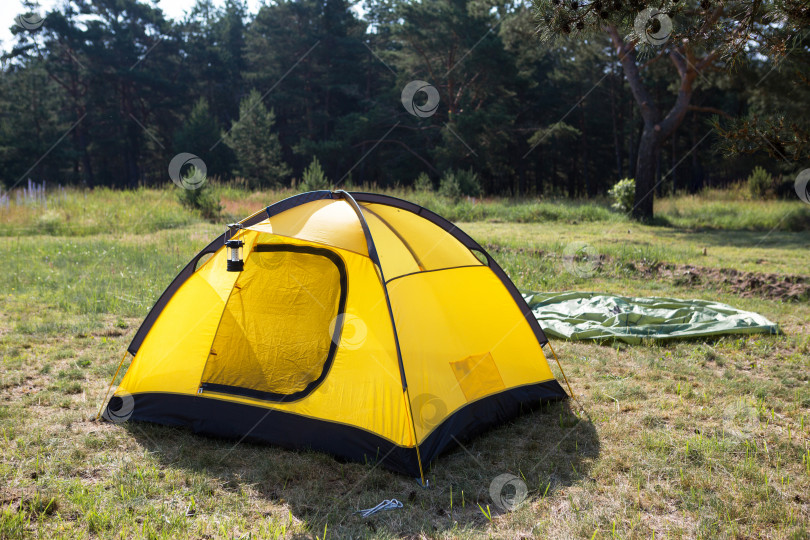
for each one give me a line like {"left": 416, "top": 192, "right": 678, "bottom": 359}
{"left": 104, "top": 191, "right": 567, "bottom": 481}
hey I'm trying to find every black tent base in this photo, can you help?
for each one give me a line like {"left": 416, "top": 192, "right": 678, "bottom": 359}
{"left": 110, "top": 379, "right": 567, "bottom": 478}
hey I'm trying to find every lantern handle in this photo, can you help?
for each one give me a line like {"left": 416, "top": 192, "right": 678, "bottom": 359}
{"left": 225, "top": 222, "right": 243, "bottom": 243}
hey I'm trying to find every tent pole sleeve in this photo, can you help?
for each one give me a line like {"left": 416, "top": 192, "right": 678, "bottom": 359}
{"left": 97, "top": 351, "right": 128, "bottom": 420}
{"left": 335, "top": 190, "right": 426, "bottom": 483}
{"left": 333, "top": 190, "right": 405, "bottom": 387}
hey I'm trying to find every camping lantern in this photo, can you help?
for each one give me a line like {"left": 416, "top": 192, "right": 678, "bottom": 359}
{"left": 225, "top": 239, "right": 244, "bottom": 272}
{"left": 225, "top": 223, "right": 244, "bottom": 272}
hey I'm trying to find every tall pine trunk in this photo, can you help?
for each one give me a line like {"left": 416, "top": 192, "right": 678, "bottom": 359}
{"left": 606, "top": 24, "right": 711, "bottom": 221}
{"left": 633, "top": 127, "right": 659, "bottom": 220}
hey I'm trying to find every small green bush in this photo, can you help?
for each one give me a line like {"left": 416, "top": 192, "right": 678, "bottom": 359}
{"left": 299, "top": 157, "right": 329, "bottom": 192}
{"left": 439, "top": 168, "right": 481, "bottom": 200}
{"left": 176, "top": 170, "right": 221, "bottom": 220}
{"left": 37, "top": 211, "right": 63, "bottom": 235}
{"left": 414, "top": 172, "right": 433, "bottom": 192}
{"left": 747, "top": 166, "right": 773, "bottom": 199}
{"left": 608, "top": 178, "right": 635, "bottom": 213}
{"left": 439, "top": 172, "right": 462, "bottom": 200}
{"left": 456, "top": 168, "right": 482, "bottom": 197}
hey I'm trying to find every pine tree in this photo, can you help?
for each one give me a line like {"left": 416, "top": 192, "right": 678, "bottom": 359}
{"left": 173, "top": 98, "right": 234, "bottom": 180}
{"left": 531, "top": 0, "right": 807, "bottom": 219}
{"left": 225, "top": 89, "right": 290, "bottom": 188}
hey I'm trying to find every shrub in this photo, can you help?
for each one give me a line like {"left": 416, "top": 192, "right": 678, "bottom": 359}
{"left": 747, "top": 166, "right": 773, "bottom": 199}
{"left": 177, "top": 183, "right": 222, "bottom": 221}
{"left": 299, "top": 157, "right": 329, "bottom": 192}
{"left": 438, "top": 171, "right": 462, "bottom": 200}
{"left": 414, "top": 172, "right": 433, "bottom": 192}
{"left": 37, "top": 211, "right": 63, "bottom": 235}
{"left": 608, "top": 178, "right": 635, "bottom": 213}
{"left": 455, "top": 168, "right": 482, "bottom": 197}
{"left": 439, "top": 168, "right": 481, "bottom": 200}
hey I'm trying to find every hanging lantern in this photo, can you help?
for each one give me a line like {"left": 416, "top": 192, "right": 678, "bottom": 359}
{"left": 225, "top": 223, "right": 244, "bottom": 272}
{"left": 226, "top": 239, "right": 244, "bottom": 271}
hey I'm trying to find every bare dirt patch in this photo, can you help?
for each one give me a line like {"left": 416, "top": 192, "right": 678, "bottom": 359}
{"left": 484, "top": 243, "right": 809, "bottom": 302}
{"left": 91, "top": 328, "right": 124, "bottom": 338}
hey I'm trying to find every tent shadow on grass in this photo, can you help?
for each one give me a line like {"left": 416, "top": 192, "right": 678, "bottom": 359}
{"left": 126, "top": 399, "right": 599, "bottom": 537}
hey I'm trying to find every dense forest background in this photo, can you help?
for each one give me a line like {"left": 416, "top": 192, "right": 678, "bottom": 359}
{"left": 1, "top": 0, "right": 807, "bottom": 197}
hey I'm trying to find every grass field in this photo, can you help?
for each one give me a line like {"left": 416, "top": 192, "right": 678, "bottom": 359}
{"left": 1, "top": 187, "right": 809, "bottom": 539}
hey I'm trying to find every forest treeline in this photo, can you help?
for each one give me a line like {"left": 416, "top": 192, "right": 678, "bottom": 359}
{"left": 1, "top": 0, "right": 807, "bottom": 198}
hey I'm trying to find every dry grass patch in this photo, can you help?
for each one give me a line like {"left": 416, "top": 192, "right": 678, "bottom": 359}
{"left": 2, "top": 301, "right": 807, "bottom": 538}
{"left": 1, "top": 189, "right": 808, "bottom": 538}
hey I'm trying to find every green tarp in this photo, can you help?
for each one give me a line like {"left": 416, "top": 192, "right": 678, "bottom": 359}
{"left": 523, "top": 291, "right": 781, "bottom": 344}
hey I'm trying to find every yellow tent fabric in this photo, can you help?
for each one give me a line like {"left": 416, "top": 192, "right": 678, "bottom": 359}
{"left": 105, "top": 191, "right": 567, "bottom": 479}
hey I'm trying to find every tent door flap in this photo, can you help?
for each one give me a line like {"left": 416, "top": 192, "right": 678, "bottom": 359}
{"left": 197, "top": 244, "right": 347, "bottom": 402}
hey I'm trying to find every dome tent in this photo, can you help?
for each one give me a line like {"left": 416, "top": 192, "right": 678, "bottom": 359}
{"left": 103, "top": 191, "right": 568, "bottom": 482}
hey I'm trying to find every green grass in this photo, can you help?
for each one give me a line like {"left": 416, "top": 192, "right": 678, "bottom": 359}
{"left": 656, "top": 187, "right": 810, "bottom": 232}
{"left": 462, "top": 220, "right": 809, "bottom": 277}
{"left": 1, "top": 188, "right": 199, "bottom": 237}
{"left": 3, "top": 183, "right": 809, "bottom": 237}
{"left": 0, "top": 228, "right": 219, "bottom": 320}
{"left": 1, "top": 186, "right": 808, "bottom": 538}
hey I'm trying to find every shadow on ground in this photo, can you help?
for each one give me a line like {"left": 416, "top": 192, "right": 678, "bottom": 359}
{"left": 652, "top": 226, "right": 810, "bottom": 252}
{"left": 128, "top": 399, "right": 599, "bottom": 538}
